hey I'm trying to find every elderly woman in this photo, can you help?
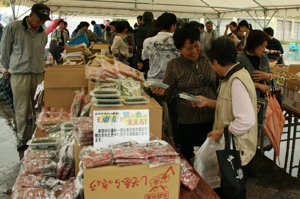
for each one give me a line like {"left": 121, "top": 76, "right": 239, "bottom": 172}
{"left": 237, "top": 30, "right": 272, "bottom": 97}
{"left": 192, "top": 36, "right": 257, "bottom": 198}
{"left": 151, "top": 23, "right": 217, "bottom": 161}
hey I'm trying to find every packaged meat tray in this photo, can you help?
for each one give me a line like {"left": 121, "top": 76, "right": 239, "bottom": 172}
{"left": 180, "top": 169, "right": 200, "bottom": 191}
{"left": 79, "top": 147, "right": 114, "bottom": 168}
{"left": 143, "top": 80, "right": 169, "bottom": 89}
{"left": 11, "top": 188, "right": 55, "bottom": 199}
{"left": 122, "top": 96, "right": 150, "bottom": 105}
{"left": 179, "top": 92, "right": 203, "bottom": 104}
{"left": 22, "top": 159, "right": 57, "bottom": 175}
{"left": 27, "top": 138, "right": 60, "bottom": 150}
{"left": 145, "top": 140, "right": 178, "bottom": 158}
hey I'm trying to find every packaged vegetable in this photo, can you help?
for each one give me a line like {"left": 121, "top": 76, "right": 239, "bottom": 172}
{"left": 70, "top": 89, "right": 85, "bottom": 117}
{"left": 143, "top": 80, "right": 169, "bottom": 89}
{"left": 122, "top": 96, "right": 150, "bottom": 105}
{"left": 57, "top": 141, "right": 75, "bottom": 180}
{"left": 36, "top": 112, "right": 70, "bottom": 130}
{"left": 145, "top": 140, "right": 178, "bottom": 158}
{"left": 13, "top": 174, "right": 60, "bottom": 190}
{"left": 115, "top": 61, "right": 145, "bottom": 82}
{"left": 42, "top": 107, "right": 69, "bottom": 113}
{"left": 22, "top": 159, "right": 57, "bottom": 176}
{"left": 112, "top": 144, "right": 148, "bottom": 159}
{"left": 61, "top": 122, "right": 75, "bottom": 131}
{"left": 80, "top": 102, "right": 92, "bottom": 117}
{"left": 23, "top": 149, "right": 58, "bottom": 161}
{"left": 149, "top": 156, "right": 180, "bottom": 168}
{"left": 72, "top": 117, "right": 93, "bottom": 126}
{"left": 27, "top": 137, "right": 60, "bottom": 150}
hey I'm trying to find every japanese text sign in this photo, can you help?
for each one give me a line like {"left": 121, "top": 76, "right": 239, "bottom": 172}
{"left": 93, "top": 109, "right": 150, "bottom": 148}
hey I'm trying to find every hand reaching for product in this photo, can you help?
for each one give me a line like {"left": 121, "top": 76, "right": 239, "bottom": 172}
{"left": 150, "top": 88, "right": 165, "bottom": 97}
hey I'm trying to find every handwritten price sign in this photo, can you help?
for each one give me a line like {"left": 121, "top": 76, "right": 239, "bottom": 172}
{"left": 93, "top": 109, "right": 150, "bottom": 148}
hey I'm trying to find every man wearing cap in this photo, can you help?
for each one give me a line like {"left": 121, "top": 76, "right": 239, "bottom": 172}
{"left": 0, "top": 3, "right": 51, "bottom": 150}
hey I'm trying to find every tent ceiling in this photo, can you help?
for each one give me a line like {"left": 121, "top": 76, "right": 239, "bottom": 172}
{"left": 7, "top": 0, "right": 300, "bottom": 18}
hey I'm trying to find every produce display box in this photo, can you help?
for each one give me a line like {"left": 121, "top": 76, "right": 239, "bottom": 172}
{"left": 44, "top": 67, "right": 88, "bottom": 108}
{"left": 66, "top": 45, "right": 85, "bottom": 54}
{"left": 84, "top": 162, "right": 181, "bottom": 199}
{"left": 90, "top": 96, "right": 163, "bottom": 139}
{"left": 283, "top": 78, "right": 300, "bottom": 112}
{"left": 92, "top": 43, "right": 110, "bottom": 54}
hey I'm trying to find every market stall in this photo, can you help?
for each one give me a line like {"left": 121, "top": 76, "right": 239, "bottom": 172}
{"left": 9, "top": 44, "right": 220, "bottom": 199}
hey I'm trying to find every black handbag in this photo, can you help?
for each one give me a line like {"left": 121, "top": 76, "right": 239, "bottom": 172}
{"left": 216, "top": 127, "right": 245, "bottom": 196}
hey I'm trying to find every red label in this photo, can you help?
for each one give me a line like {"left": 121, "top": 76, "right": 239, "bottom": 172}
{"left": 144, "top": 191, "right": 169, "bottom": 199}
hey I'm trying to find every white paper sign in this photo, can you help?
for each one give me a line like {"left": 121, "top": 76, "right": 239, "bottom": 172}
{"left": 93, "top": 109, "right": 150, "bottom": 148}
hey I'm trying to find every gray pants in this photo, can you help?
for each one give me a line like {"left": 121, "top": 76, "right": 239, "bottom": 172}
{"left": 10, "top": 73, "right": 43, "bottom": 141}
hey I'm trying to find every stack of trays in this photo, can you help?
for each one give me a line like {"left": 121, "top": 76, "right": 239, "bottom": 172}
{"left": 179, "top": 93, "right": 203, "bottom": 104}
{"left": 90, "top": 88, "right": 123, "bottom": 108}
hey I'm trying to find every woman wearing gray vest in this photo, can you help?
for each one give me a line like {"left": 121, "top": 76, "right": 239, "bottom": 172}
{"left": 192, "top": 36, "right": 257, "bottom": 198}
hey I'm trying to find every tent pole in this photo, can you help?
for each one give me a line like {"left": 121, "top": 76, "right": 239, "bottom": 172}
{"left": 282, "top": 17, "right": 286, "bottom": 42}
{"left": 263, "top": 10, "right": 267, "bottom": 29}
{"left": 265, "top": 10, "right": 277, "bottom": 28}
{"left": 10, "top": 0, "right": 16, "bottom": 21}
{"left": 203, "top": 14, "right": 217, "bottom": 27}
{"left": 246, "top": 11, "right": 263, "bottom": 29}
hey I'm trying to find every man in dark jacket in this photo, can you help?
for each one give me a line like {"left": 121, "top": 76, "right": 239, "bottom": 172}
{"left": 133, "top": 12, "right": 154, "bottom": 78}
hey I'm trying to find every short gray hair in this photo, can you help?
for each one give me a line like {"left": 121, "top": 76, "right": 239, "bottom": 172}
{"left": 205, "top": 21, "right": 213, "bottom": 26}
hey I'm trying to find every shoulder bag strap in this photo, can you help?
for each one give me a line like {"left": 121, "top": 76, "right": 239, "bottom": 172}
{"left": 179, "top": 57, "right": 217, "bottom": 97}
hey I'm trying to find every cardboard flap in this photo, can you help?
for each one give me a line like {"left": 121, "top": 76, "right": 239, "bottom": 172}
{"left": 288, "top": 65, "right": 300, "bottom": 74}
{"left": 66, "top": 45, "right": 85, "bottom": 54}
{"left": 93, "top": 43, "right": 109, "bottom": 50}
{"left": 285, "top": 78, "right": 300, "bottom": 91}
{"left": 45, "top": 67, "right": 88, "bottom": 88}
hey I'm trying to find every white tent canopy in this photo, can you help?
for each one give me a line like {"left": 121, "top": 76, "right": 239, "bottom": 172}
{"left": 6, "top": 0, "right": 300, "bottom": 19}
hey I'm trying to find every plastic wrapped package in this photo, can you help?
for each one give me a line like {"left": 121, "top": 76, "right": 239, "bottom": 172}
{"left": 13, "top": 174, "right": 60, "bottom": 190}
{"left": 57, "top": 140, "right": 75, "bottom": 180}
{"left": 90, "top": 88, "right": 120, "bottom": 98}
{"left": 74, "top": 129, "right": 93, "bottom": 146}
{"left": 149, "top": 132, "right": 159, "bottom": 141}
{"left": 27, "top": 137, "right": 60, "bottom": 151}
{"left": 181, "top": 159, "right": 193, "bottom": 171}
{"left": 80, "top": 95, "right": 90, "bottom": 114}
{"left": 77, "top": 123, "right": 93, "bottom": 144}
{"left": 60, "top": 130, "right": 74, "bottom": 147}
{"left": 70, "top": 89, "right": 85, "bottom": 117}
{"left": 23, "top": 149, "right": 58, "bottom": 161}
{"left": 79, "top": 147, "right": 114, "bottom": 168}
{"left": 36, "top": 112, "right": 70, "bottom": 130}
{"left": 85, "top": 66, "right": 102, "bottom": 79}
{"left": 91, "top": 96, "right": 122, "bottom": 103}
{"left": 42, "top": 107, "right": 69, "bottom": 113}
{"left": 115, "top": 158, "right": 148, "bottom": 166}
{"left": 149, "top": 156, "right": 180, "bottom": 168}
{"left": 122, "top": 96, "right": 150, "bottom": 105}
{"left": 72, "top": 117, "right": 93, "bottom": 126}
{"left": 22, "top": 159, "right": 57, "bottom": 176}
{"left": 80, "top": 102, "right": 92, "bottom": 117}
{"left": 93, "top": 102, "right": 123, "bottom": 108}
{"left": 143, "top": 80, "right": 169, "bottom": 89}
{"left": 61, "top": 122, "right": 75, "bottom": 131}
{"left": 180, "top": 169, "right": 199, "bottom": 191}
{"left": 100, "top": 59, "right": 118, "bottom": 80}
{"left": 11, "top": 188, "right": 55, "bottom": 199}
{"left": 114, "top": 61, "right": 145, "bottom": 82}
{"left": 179, "top": 93, "right": 203, "bottom": 104}
{"left": 57, "top": 162, "right": 84, "bottom": 199}
{"left": 120, "top": 79, "right": 142, "bottom": 97}
{"left": 145, "top": 140, "right": 178, "bottom": 158}
{"left": 45, "top": 123, "right": 63, "bottom": 133}
{"left": 112, "top": 145, "right": 148, "bottom": 159}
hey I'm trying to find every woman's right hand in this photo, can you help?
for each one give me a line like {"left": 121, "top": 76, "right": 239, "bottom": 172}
{"left": 258, "top": 83, "right": 269, "bottom": 93}
{"left": 190, "top": 95, "right": 211, "bottom": 108}
{"left": 150, "top": 88, "right": 165, "bottom": 97}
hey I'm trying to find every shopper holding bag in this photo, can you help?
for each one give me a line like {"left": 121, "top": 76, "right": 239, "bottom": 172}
{"left": 192, "top": 36, "right": 257, "bottom": 199}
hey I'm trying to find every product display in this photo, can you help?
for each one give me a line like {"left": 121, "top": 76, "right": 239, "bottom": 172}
{"left": 181, "top": 159, "right": 193, "bottom": 171}
{"left": 113, "top": 144, "right": 148, "bottom": 159}
{"left": 61, "top": 122, "right": 75, "bottom": 131}
{"left": 115, "top": 61, "right": 145, "bottom": 82}
{"left": 70, "top": 89, "right": 85, "bottom": 117}
{"left": 36, "top": 112, "right": 70, "bottom": 130}
{"left": 120, "top": 79, "right": 142, "bottom": 97}
{"left": 149, "top": 156, "right": 180, "bottom": 168}
{"left": 179, "top": 92, "right": 203, "bottom": 104}
{"left": 79, "top": 147, "right": 114, "bottom": 168}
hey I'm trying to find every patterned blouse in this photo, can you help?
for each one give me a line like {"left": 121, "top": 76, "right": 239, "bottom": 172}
{"left": 163, "top": 51, "right": 217, "bottom": 124}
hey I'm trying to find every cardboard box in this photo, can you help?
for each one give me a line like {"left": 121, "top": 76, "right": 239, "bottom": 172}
{"left": 92, "top": 43, "right": 110, "bottom": 54}
{"left": 90, "top": 97, "right": 162, "bottom": 139}
{"left": 66, "top": 45, "right": 85, "bottom": 54}
{"left": 288, "top": 64, "right": 300, "bottom": 74}
{"left": 84, "top": 162, "right": 181, "bottom": 199}
{"left": 283, "top": 78, "right": 300, "bottom": 111}
{"left": 44, "top": 67, "right": 88, "bottom": 108}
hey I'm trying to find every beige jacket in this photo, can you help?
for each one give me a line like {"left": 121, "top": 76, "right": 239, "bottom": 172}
{"left": 213, "top": 66, "right": 257, "bottom": 166}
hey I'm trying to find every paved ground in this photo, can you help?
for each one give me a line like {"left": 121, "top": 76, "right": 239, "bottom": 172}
{"left": 0, "top": 100, "right": 300, "bottom": 199}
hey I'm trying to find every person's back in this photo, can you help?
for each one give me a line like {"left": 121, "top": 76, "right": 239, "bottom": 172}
{"left": 91, "top": 21, "right": 103, "bottom": 38}
{"left": 142, "top": 13, "right": 180, "bottom": 82}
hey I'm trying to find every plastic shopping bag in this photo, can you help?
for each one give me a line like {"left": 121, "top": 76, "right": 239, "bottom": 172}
{"left": 194, "top": 136, "right": 225, "bottom": 189}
